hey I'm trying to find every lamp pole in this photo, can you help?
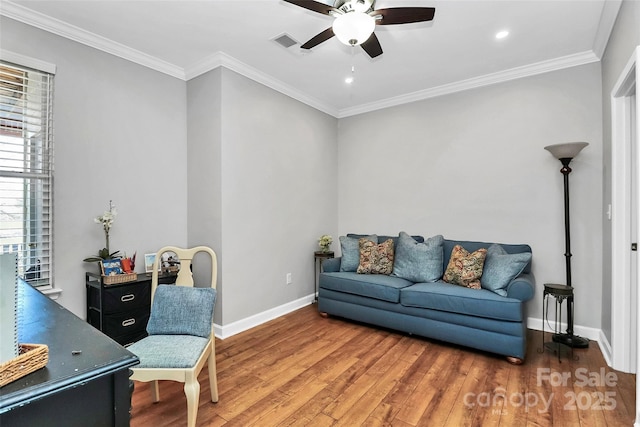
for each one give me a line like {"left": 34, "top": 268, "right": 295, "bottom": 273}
{"left": 561, "top": 158, "right": 573, "bottom": 289}
{"left": 544, "top": 142, "right": 589, "bottom": 349}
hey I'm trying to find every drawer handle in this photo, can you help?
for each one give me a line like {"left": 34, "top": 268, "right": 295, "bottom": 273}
{"left": 121, "top": 294, "right": 135, "bottom": 302}
{"left": 122, "top": 318, "right": 136, "bottom": 327}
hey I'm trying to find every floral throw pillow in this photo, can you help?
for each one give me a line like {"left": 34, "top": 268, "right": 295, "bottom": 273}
{"left": 443, "top": 245, "right": 488, "bottom": 289}
{"left": 357, "top": 238, "right": 395, "bottom": 275}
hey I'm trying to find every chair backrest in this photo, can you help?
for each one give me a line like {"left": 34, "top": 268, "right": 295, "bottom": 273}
{"left": 146, "top": 246, "right": 218, "bottom": 338}
{"left": 151, "top": 246, "right": 217, "bottom": 299}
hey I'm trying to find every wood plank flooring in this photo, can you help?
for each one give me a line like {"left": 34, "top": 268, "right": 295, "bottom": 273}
{"left": 130, "top": 304, "right": 635, "bottom": 426}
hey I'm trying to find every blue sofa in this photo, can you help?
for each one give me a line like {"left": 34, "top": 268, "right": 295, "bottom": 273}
{"left": 317, "top": 236, "right": 535, "bottom": 363}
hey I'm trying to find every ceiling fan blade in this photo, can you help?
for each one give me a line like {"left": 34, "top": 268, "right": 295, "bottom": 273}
{"left": 283, "top": 0, "right": 336, "bottom": 16}
{"left": 360, "top": 33, "right": 383, "bottom": 58}
{"left": 374, "top": 7, "right": 436, "bottom": 25}
{"left": 300, "top": 27, "right": 335, "bottom": 49}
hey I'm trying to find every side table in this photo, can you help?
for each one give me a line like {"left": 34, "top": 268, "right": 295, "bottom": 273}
{"left": 539, "top": 283, "right": 577, "bottom": 361}
{"left": 314, "top": 251, "right": 334, "bottom": 302}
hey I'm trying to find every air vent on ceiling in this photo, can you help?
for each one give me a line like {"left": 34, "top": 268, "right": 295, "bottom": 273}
{"left": 272, "top": 33, "right": 299, "bottom": 49}
{"left": 271, "top": 33, "right": 310, "bottom": 56}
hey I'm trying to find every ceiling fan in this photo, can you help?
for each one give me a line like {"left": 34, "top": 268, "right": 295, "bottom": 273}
{"left": 283, "top": 0, "right": 436, "bottom": 58}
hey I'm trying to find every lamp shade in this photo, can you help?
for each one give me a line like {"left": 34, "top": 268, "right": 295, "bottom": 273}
{"left": 544, "top": 142, "right": 589, "bottom": 160}
{"left": 332, "top": 12, "right": 375, "bottom": 46}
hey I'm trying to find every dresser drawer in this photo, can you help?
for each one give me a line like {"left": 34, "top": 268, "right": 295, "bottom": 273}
{"left": 113, "top": 330, "right": 148, "bottom": 347}
{"left": 102, "top": 282, "right": 151, "bottom": 314}
{"left": 102, "top": 307, "right": 150, "bottom": 338}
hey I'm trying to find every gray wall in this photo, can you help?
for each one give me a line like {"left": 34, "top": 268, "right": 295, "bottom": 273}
{"left": 337, "top": 63, "right": 603, "bottom": 331}
{"left": 1, "top": 17, "right": 188, "bottom": 318}
{"left": 187, "top": 68, "right": 224, "bottom": 324}
{"left": 600, "top": 0, "right": 640, "bottom": 343}
{"left": 218, "top": 68, "right": 338, "bottom": 325}
{"left": 186, "top": 67, "right": 339, "bottom": 326}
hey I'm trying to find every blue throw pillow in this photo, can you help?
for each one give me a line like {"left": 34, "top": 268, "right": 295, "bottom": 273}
{"left": 481, "top": 244, "right": 531, "bottom": 296}
{"left": 392, "top": 232, "right": 444, "bottom": 282}
{"left": 147, "top": 285, "right": 216, "bottom": 338}
{"left": 340, "top": 235, "right": 377, "bottom": 272}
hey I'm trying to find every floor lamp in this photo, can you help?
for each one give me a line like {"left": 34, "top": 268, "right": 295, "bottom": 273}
{"left": 544, "top": 141, "right": 590, "bottom": 348}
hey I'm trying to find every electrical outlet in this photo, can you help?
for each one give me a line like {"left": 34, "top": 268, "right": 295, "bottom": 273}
{"left": 286, "top": 273, "right": 292, "bottom": 285}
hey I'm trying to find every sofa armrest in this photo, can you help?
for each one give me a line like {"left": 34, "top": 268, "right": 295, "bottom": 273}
{"left": 505, "top": 272, "right": 535, "bottom": 302}
{"left": 322, "top": 257, "right": 341, "bottom": 272}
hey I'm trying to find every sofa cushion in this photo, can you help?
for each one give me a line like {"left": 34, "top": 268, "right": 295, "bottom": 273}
{"left": 357, "top": 238, "right": 395, "bottom": 275}
{"left": 340, "top": 234, "right": 377, "bottom": 272}
{"left": 393, "top": 232, "right": 444, "bottom": 282}
{"left": 443, "top": 245, "right": 487, "bottom": 289}
{"left": 320, "top": 272, "right": 414, "bottom": 303}
{"left": 481, "top": 244, "right": 532, "bottom": 296}
{"left": 400, "top": 282, "right": 523, "bottom": 322}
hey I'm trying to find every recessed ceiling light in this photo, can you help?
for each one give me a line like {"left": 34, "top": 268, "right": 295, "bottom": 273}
{"left": 496, "top": 30, "right": 509, "bottom": 40}
{"left": 345, "top": 76, "right": 354, "bottom": 84}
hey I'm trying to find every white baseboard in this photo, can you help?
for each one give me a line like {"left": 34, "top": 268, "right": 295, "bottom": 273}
{"left": 527, "top": 316, "right": 602, "bottom": 342}
{"left": 597, "top": 329, "right": 613, "bottom": 367}
{"left": 213, "top": 294, "right": 315, "bottom": 339}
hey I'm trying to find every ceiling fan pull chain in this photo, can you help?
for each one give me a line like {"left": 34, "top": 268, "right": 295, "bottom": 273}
{"left": 346, "top": 45, "right": 356, "bottom": 84}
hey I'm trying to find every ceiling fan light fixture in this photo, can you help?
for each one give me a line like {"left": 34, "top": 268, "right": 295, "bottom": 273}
{"left": 332, "top": 12, "right": 375, "bottom": 46}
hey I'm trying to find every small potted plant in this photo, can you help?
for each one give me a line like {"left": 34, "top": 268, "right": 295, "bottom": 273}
{"left": 83, "top": 200, "right": 120, "bottom": 263}
{"left": 318, "top": 234, "right": 333, "bottom": 253}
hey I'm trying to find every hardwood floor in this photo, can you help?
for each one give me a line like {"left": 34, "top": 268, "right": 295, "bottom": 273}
{"left": 130, "top": 304, "right": 635, "bottom": 426}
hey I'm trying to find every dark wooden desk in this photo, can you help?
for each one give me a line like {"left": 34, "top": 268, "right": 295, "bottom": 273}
{"left": 0, "top": 281, "right": 139, "bottom": 426}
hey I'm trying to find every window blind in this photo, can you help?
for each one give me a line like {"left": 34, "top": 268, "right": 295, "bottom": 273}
{"left": 0, "top": 62, "right": 54, "bottom": 289}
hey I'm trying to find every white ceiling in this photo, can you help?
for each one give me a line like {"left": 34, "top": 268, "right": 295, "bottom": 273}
{"left": 1, "top": 0, "right": 621, "bottom": 117}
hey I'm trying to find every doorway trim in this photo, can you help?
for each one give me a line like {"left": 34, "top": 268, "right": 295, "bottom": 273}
{"left": 611, "top": 46, "right": 639, "bottom": 374}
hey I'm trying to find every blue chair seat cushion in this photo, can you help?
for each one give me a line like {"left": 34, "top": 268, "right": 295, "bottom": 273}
{"left": 128, "top": 335, "right": 210, "bottom": 368}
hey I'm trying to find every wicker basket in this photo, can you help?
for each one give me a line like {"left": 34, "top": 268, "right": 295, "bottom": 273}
{"left": 0, "top": 343, "right": 49, "bottom": 387}
{"left": 103, "top": 272, "right": 137, "bottom": 285}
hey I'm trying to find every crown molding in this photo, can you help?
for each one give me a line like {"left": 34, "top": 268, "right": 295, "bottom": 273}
{"left": 1, "top": 0, "right": 611, "bottom": 119}
{"left": 1, "top": 0, "right": 336, "bottom": 116}
{"left": 592, "top": 0, "right": 622, "bottom": 59}
{"left": 0, "top": 1, "right": 185, "bottom": 79}
{"left": 337, "top": 50, "right": 601, "bottom": 118}
{"left": 184, "top": 52, "right": 338, "bottom": 117}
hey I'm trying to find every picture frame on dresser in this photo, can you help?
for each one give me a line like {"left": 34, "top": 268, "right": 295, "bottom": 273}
{"left": 101, "top": 259, "right": 123, "bottom": 276}
{"left": 144, "top": 253, "right": 157, "bottom": 274}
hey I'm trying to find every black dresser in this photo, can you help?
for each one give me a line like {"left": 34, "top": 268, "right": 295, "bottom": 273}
{"left": 86, "top": 272, "right": 176, "bottom": 346}
{"left": 0, "top": 281, "right": 139, "bottom": 426}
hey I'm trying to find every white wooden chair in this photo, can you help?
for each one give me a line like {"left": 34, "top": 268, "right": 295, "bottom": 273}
{"left": 128, "top": 246, "right": 218, "bottom": 427}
